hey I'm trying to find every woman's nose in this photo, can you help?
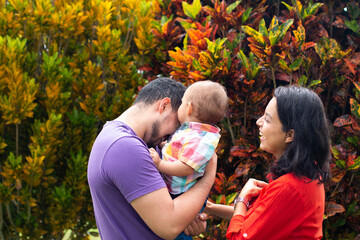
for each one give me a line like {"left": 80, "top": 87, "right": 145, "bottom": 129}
{"left": 256, "top": 117, "right": 262, "bottom": 126}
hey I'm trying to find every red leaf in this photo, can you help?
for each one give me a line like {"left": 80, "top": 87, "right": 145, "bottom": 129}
{"left": 302, "top": 42, "right": 316, "bottom": 50}
{"left": 332, "top": 16, "right": 347, "bottom": 29}
{"left": 334, "top": 114, "right": 353, "bottom": 127}
{"left": 325, "top": 201, "right": 345, "bottom": 218}
{"left": 330, "top": 166, "right": 346, "bottom": 183}
{"left": 344, "top": 59, "right": 356, "bottom": 75}
{"left": 235, "top": 162, "right": 255, "bottom": 177}
{"left": 350, "top": 52, "right": 360, "bottom": 66}
{"left": 276, "top": 72, "right": 291, "bottom": 82}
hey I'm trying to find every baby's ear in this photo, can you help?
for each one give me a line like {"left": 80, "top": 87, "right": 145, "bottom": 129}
{"left": 187, "top": 102, "right": 193, "bottom": 116}
{"left": 285, "top": 129, "right": 295, "bottom": 143}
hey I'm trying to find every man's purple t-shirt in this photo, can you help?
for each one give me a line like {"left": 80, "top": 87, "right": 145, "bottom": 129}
{"left": 87, "top": 121, "right": 166, "bottom": 239}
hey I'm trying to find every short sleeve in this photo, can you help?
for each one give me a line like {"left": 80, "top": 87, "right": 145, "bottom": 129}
{"left": 102, "top": 136, "right": 166, "bottom": 203}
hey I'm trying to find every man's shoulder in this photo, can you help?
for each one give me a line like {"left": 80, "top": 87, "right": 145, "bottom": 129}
{"left": 98, "top": 121, "right": 143, "bottom": 145}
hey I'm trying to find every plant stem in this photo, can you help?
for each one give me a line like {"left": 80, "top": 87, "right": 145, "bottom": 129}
{"left": 271, "top": 68, "right": 276, "bottom": 89}
{"left": 348, "top": 173, "right": 354, "bottom": 187}
{"left": 328, "top": 0, "right": 334, "bottom": 38}
{"left": 5, "top": 203, "right": 17, "bottom": 232}
{"left": 0, "top": 203, "right": 3, "bottom": 237}
{"left": 15, "top": 123, "right": 18, "bottom": 158}
{"left": 226, "top": 117, "right": 235, "bottom": 146}
{"left": 243, "top": 95, "right": 248, "bottom": 129}
{"left": 238, "top": 28, "right": 243, "bottom": 51}
{"left": 327, "top": 178, "right": 342, "bottom": 200}
{"left": 325, "top": 80, "right": 334, "bottom": 114}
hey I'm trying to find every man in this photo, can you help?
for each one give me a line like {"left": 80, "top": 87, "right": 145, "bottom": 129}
{"left": 88, "top": 77, "right": 217, "bottom": 239}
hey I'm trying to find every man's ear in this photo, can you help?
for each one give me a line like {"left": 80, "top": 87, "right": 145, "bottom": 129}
{"left": 158, "top": 98, "right": 171, "bottom": 113}
{"left": 285, "top": 129, "right": 295, "bottom": 144}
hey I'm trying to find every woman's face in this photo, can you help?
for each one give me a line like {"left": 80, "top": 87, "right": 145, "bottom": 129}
{"left": 256, "top": 97, "right": 288, "bottom": 159}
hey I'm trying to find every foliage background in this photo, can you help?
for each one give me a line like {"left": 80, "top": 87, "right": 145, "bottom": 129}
{"left": 0, "top": 0, "right": 359, "bottom": 239}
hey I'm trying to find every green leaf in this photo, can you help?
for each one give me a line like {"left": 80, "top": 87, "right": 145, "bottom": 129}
{"left": 348, "top": 2, "right": 360, "bottom": 19}
{"left": 304, "top": 3, "right": 323, "bottom": 19}
{"left": 298, "top": 75, "right": 308, "bottom": 86}
{"left": 227, "top": 0, "right": 241, "bottom": 14}
{"left": 348, "top": 156, "right": 360, "bottom": 170}
{"left": 226, "top": 192, "right": 238, "bottom": 205}
{"left": 345, "top": 20, "right": 360, "bottom": 35}
{"left": 224, "top": 49, "right": 232, "bottom": 69}
{"left": 350, "top": 98, "right": 360, "bottom": 119}
{"left": 242, "top": 7, "right": 252, "bottom": 23}
{"left": 206, "top": 38, "right": 215, "bottom": 54}
{"left": 241, "top": 26, "right": 265, "bottom": 46}
{"left": 279, "top": 59, "right": 289, "bottom": 70}
{"left": 217, "top": 38, "right": 227, "bottom": 51}
{"left": 346, "top": 136, "right": 359, "bottom": 147}
{"left": 269, "top": 35, "right": 277, "bottom": 46}
{"left": 258, "top": 19, "right": 268, "bottom": 37}
{"left": 179, "top": 20, "right": 192, "bottom": 31}
{"left": 282, "top": 1, "right": 293, "bottom": 12}
{"left": 268, "top": 16, "right": 279, "bottom": 35}
{"left": 289, "top": 58, "right": 303, "bottom": 71}
{"left": 249, "top": 52, "right": 259, "bottom": 78}
{"left": 332, "top": 146, "right": 340, "bottom": 159}
{"left": 276, "top": 19, "right": 294, "bottom": 44}
{"left": 183, "top": 33, "right": 189, "bottom": 50}
{"left": 309, "top": 79, "right": 321, "bottom": 87}
{"left": 335, "top": 160, "right": 346, "bottom": 169}
{"left": 182, "top": 0, "right": 202, "bottom": 20}
{"left": 193, "top": 59, "right": 202, "bottom": 71}
{"left": 237, "top": 50, "right": 249, "bottom": 70}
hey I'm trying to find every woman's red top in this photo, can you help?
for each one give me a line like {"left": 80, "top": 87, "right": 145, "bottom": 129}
{"left": 226, "top": 173, "right": 325, "bottom": 240}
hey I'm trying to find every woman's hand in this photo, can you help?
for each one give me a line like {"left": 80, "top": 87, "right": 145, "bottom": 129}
{"left": 239, "top": 178, "right": 268, "bottom": 199}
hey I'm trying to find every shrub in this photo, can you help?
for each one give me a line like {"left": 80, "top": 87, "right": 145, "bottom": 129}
{"left": 148, "top": 0, "right": 360, "bottom": 239}
{"left": 0, "top": 0, "right": 161, "bottom": 238}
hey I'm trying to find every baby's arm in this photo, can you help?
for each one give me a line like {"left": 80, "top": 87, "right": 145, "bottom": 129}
{"left": 149, "top": 148, "right": 194, "bottom": 177}
{"left": 204, "top": 201, "right": 234, "bottom": 220}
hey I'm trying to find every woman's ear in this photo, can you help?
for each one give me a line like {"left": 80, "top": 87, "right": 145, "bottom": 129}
{"left": 285, "top": 129, "right": 295, "bottom": 143}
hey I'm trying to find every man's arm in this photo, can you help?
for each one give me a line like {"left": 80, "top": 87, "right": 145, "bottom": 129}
{"left": 131, "top": 153, "right": 217, "bottom": 240}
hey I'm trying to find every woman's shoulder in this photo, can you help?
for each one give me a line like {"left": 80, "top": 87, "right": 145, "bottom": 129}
{"left": 270, "top": 173, "right": 324, "bottom": 205}
{"left": 277, "top": 173, "right": 322, "bottom": 185}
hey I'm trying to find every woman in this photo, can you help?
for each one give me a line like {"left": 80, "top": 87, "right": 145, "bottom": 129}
{"left": 205, "top": 85, "right": 331, "bottom": 239}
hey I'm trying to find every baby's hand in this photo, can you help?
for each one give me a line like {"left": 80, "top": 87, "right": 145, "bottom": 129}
{"left": 159, "top": 140, "right": 167, "bottom": 148}
{"left": 149, "top": 148, "right": 160, "bottom": 169}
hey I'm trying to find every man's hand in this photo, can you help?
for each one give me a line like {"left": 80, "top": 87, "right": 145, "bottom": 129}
{"left": 149, "top": 148, "right": 161, "bottom": 168}
{"left": 183, "top": 213, "right": 208, "bottom": 236}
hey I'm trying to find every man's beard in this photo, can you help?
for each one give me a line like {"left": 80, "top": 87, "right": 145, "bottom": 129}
{"left": 147, "top": 120, "right": 162, "bottom": 148}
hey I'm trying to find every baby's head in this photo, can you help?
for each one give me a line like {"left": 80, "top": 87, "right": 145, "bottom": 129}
{"left": 178, "top": 80, "right": 229, "bottom": 125}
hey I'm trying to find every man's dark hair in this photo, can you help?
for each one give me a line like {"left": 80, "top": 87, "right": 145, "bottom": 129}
{"left": 270, "top": 85, "right": 331, "bottom": 183}
{"left": 134, "top": 77, "right": 186, "bottom": 111}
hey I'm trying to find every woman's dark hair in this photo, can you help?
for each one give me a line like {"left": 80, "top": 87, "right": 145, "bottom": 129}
{"left": 270, "top": 85, "right": 331, "bottom": 183}
{"left": 134, "top": 77, "right": 186, "bottom": 111}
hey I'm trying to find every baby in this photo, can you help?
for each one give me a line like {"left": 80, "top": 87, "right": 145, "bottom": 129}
{"left": 149, "top": 80, "right": 228, "bottom": 239}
